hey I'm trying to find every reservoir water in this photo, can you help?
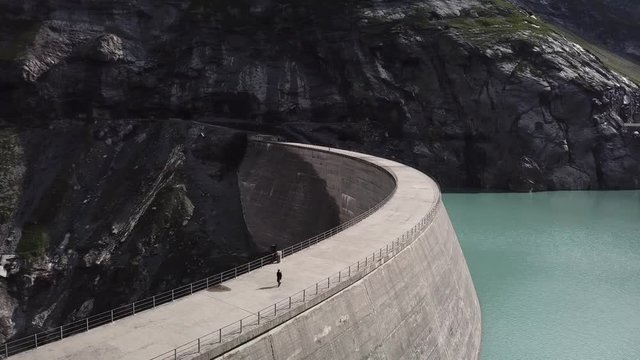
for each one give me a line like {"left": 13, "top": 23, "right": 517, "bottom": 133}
{"left": 444, "top": 191, "right": 640, "bottom": 360}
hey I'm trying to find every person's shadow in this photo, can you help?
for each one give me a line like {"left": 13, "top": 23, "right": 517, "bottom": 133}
{"left": 257, "top": 285, "right": 278, "bottom": 290}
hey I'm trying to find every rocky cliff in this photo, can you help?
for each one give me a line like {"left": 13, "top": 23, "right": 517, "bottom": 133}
{"left": 1, "top": 0, "right": 640, "bottom": 345}
{"left": 0, "top": 120, "right": 266, "bottom": 341}
{"left": 1, "top": 0, "right": 639, "bottom": 191}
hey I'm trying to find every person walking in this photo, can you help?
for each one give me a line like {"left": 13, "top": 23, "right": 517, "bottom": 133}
{"left": 276, "top": 269, "right": 282, "bottom": 287}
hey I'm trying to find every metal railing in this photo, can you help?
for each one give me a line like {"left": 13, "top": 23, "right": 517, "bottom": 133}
{"left": 0, "top": 145, "right": 397, "bottom": 359}
{"left": 150, "top": 194, "right": 443, "bottom": 360}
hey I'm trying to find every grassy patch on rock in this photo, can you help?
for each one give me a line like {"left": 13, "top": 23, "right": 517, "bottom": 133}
{"left": 447, "top": 1, "right": 553, "bottom": 46}
{"left": 17, "top": 225, "right": 50, "bottom": 260}
{"left": 443, "top": 0, "right": 640, "bottom": 85}
{"left": 0, "top": 130, "right": 24, "bottom": 224}
{"left": 0, "top": 21, "right": 40, "bottom": 61}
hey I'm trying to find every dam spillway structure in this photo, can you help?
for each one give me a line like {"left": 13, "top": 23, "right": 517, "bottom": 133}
{"left": 4, "top": 141, "right": 481, "bottom": 360}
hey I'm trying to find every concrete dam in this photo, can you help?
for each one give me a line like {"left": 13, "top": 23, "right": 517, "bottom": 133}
{"left": 6, "top": 141, "right": 481, "bottom": 360}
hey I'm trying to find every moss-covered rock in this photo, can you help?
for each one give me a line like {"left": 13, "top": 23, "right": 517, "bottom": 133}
{"left": 0, "top": 129, "right": 25, "bottom": 226}
{"left": 447, "top": 1, "right": 553, "bottom": 46}
{"left": 0, "top": 16, "right": 41, "bottom": 61}
{"left": 17, "top": 225, "right": 50, "bottom": 260}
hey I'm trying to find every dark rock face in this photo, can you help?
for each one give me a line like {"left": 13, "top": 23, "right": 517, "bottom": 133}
{"left": 0, "top": 0, "right": 639, "bottom": 344}
{"left": 509, "top": 0, "right": 640, "bottom": 63}
{"left": 0, "top": 120, "right": 260, "bottom": 340}
{"left": 1, "top": 0, "right": 638, "bottom": 191}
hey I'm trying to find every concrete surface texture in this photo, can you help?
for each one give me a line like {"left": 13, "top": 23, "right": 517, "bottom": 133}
{"left": 238, "top": 142, "right": 341, "bottom": 251}
{"left": 9, "top": 143, "right": 480, "bottom": 360}
{"left": 237, "top": 141, "right": 393, "bottom": 251}
{"left": 278, "top": 144, "right": 397, "bottom": 222}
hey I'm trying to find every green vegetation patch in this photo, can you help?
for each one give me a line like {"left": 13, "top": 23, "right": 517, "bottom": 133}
{"left": 447, "top": 0, "right": 553, "bottom": 45}
{"left": 0, "top": 130, "right": 24, "bottom": 224}
{"left": 448, "top": 15, "right": 551, "bottom": 45}
{"left": 449, "top": 0, "right": 640, "bottom": 85}
{"left": 0, "top": 21, "right": 40, "bottom": 61}
{"left": 18, "top": 225, "right": 50, "bottom": 260}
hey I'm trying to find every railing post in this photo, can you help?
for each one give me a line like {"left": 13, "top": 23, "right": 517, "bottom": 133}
{"left": 198, "top": 338, "right": 201, "bottom": 353}
{"left": 258, "top": 311, "right": 261, "bottom": 325}
{"left": 172, "top": 290, "right": 175, "bottom": 301}
{"left": 315, "top": 283, "right": 318, "bottom": 295}
{"left": 357, "top": 261, "right": 360, "bottom": 272}
{"left": 303, "top": 289, "right": 306, "bottom": 302}
{"left": 153, "top": 296, "right": 156, "bottom": 308}
{"left": 111, "top": 309, "right": 114, "bottom": 323}
{"left": 338, "top": 271, "right": 341, "bottom": 283}
{"left": 274, "top": 303, "right": 277, "bottom": 316}
{"left": 190, "top": 283, "right": 193, "bottom": 295}
{"left": 219, "top": 328, "right": 222, "bottom": 343}
{"left": 206, "top": 277, "right": 209, "bottom": 289}
{"left": 348, "top": 265, "right": 351, "bottom": 277}
{"left": 234, "top": 268, "right": 237, "bottom": 278}
{"left": 60, "top": 326, "right": 63, "bottom": 340}
{"left": 174, "top": 348, "right": 177, "bottom": 360}
{"left": 289, "top": 297, "right": 292, "bottom": 309}
{"left": 327, "top": 277, "right": 330, "bottom": 288}
{"left": 133, "top": 303, "right": 136, "bottom": 315}
{"left": 261, "top": 258, "right": 263, "bottom": 268}
{"left": 248, "top": 263, "right": 250, "bottom": 273}
{"left": 35, "top": 334, "right": 38, "bottom": 348}
{"left": 86, "top": 318, "right": 89, "bottom": 331}
{"left": 239, "top": 319, "right": 243, "bottom": 333}
{"left": 220, "top": 273, "right": 223, "bottom": 284}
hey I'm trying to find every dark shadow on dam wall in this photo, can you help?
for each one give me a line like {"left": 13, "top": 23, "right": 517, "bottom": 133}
{"left": 238, "top": 142, "right": 396, "bottom": 252}
{"left": 238, "top": 142, "right": 341, "bottom": 251}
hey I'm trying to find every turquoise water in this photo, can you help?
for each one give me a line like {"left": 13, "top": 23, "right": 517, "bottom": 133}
{"left": 444, "top": 191, "right": 640, "bottom": 360}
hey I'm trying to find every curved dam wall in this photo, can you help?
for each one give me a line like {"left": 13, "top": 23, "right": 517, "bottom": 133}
{"left": 238, "top": 141, "right": 396, "bottom": 251}
{"left": 3, "top": 142, "right": 480, "bottom": 360}
{"left": 215, "top": 144, "right": 482, "bottom": 360}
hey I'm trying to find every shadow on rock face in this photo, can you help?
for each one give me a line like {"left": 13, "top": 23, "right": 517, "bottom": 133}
{"left": 0, "top": 120, "right": 259, "bottom": 340}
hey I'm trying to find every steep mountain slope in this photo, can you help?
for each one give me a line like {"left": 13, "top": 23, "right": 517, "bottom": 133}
{"left": 0, "top": 0, "right": 639, "bottom": 344}
{"left": 510, "top": 0, "right": 640, "bottom": 63}
{"left": 1, "top": 0, "right": 638, "bottom": 191}
{"left": 0, "top": 121, "right": 261, "bottom": 340}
